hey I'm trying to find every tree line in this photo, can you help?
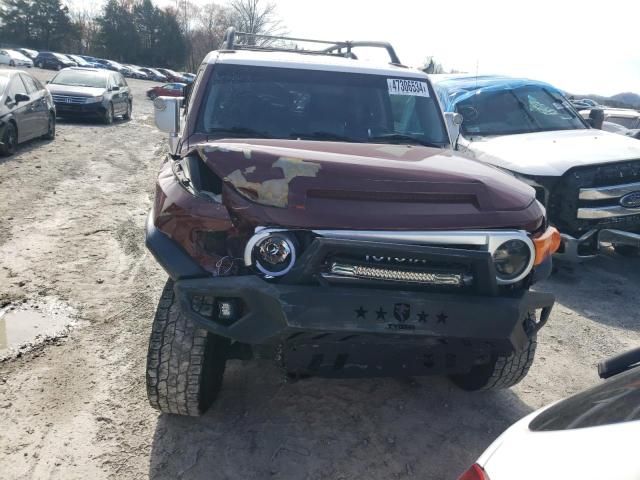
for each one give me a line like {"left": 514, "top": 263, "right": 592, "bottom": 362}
{"left": 0, "top": 0, "right": 282, "bottom": 71}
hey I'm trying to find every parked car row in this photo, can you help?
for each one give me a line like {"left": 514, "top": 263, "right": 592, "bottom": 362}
{"left": 0, "top": 46, "right": 195, "bottom": 83}
{"left": 0, "top": 66, "right": 132, "bottom": 157}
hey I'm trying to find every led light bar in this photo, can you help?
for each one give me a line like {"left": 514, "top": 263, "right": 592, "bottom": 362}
{"left": 329, "top": 262, "right": 472, "bottom": 287}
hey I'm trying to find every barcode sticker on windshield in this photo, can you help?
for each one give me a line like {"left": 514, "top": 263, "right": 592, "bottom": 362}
{"left": 387, "top": 79, "right": 430, "bottom": 97}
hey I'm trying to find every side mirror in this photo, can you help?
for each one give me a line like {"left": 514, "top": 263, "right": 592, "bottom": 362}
{"left": 14, "top": 93, "right": 30, "bottom": 104}
{"left": 587, "top": 108, "right": 605, "bottom": 130}
{"left": 154, "top": 96, "right": 183, "bottom": 154}
{"left": 444, "top": 112, "right": 463, "bottom": 147}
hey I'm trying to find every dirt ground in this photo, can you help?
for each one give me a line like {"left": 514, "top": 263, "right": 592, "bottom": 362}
{"left": 0, "top": 68, "right": 639, "bottom": 480}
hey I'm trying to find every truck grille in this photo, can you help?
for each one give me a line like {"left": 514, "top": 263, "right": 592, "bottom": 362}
{"left": 51, "top": 95, "right": 90, "bottom": 105}
{"left": 547, "top": 159, "right": 640, "bottom": 235}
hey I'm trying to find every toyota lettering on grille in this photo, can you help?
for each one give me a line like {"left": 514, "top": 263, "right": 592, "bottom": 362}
{"left": 620, "top": 191, "right": 640, "bottom": 209}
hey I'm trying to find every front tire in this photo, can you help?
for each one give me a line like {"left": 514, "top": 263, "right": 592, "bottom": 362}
{"left": 123, "top": 101, "right": 132, "bottom": 120}
{"left": 449, "top": 312, "right": 537, "bottom": 391}
{"left": 103, "top": 103, "right": 114, "bottom": 124}
{"left": 9, "top": 60, "right": 15, "bottom": 67}
{"left": 43, "top": 113, "right": 56, "bottom": 140}
{"left": 146, "top": 279, "right": 229, "bottom": 416}
{"left": 0, "top": 122, "right": 17, "bottom": 156}
{"left": 37, "top": 61, "right": 43, "bottom": 69}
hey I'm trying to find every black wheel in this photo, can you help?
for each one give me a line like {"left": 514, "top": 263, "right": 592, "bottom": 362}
{"left": 148, "top": 92, "right": 157, "bottom": 100}
{"left": 0, "top": 122, "right": 17, "bottom": 156}
{"left": 146, "top": 279, "right": 229, "bottom": 416}
{"left": 123, "top": 101, "right": 132, "bottom": 120}
{"left": 103, "top": 103, "right": 114, "bottom": 124}
{"left": 36, "top": 61, "right": 43, "bottom": 69}
{"left": 43, "top": 113, "right": 56, "bottom": 140}
{"left": 613, "top": 244, "right": 639, "bottom": 257}
{"left": 450, "top": 312, "right": 537, "bottom": 391}
{"left": 9, "top": 60, "right": 15, "bottom": 67}
{"left": 56, "top": 64, "right": 62, "bottom": 71}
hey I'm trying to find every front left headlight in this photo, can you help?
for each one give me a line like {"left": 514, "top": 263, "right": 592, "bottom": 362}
{"left": 87, "top": 96, "right": 104, "bottom": 103}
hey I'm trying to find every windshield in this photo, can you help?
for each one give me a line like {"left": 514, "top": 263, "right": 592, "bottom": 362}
{"left": 53, "top": 53, "right": 69, "bottom": 61}
{"left": 69, "top": 55, "right": 88, "bottom": 66}
{"left": 529, "top": 367, "right": 640, "bottom": 431}
{"left": 456, "top": 86, "right": 587, "bottom": 136}
{"left": 50, "top": 70, "right": 107, "bottom": 89}
{"left": 197, "top": 65, "right": 449, "bottom": 146}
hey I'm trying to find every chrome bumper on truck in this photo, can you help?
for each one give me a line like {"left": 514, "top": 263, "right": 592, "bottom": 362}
{"left": 558, "top": 229, "right": 640, "bottom": 262}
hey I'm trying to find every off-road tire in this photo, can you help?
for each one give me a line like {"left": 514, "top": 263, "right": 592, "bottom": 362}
{"left": 613, "top": 244, "right": 638, "bottom": 257}
{"left": 146, "top": 279, "right": 229, "bottom": 416}
{"left": 450, "top": 312, "right": 537, "bottom": 391}
{"left": 0, "top": 122, "right": 17, "bottom": 156}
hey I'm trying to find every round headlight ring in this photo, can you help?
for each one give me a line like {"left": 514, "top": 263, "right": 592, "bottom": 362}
{"left": 493, "top": 239, "right": 531, "bottom": 282}
{"left": 253, "top": 234, "right": 297, "bottom": 277}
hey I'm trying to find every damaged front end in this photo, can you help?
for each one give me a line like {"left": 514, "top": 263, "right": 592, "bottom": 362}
{"left": 146, "top": 140, "right": 558, "bottom": 377}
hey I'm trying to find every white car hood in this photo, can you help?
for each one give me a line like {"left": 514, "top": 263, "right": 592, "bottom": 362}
{"left": 478, "top": 408, "right": 640, "bottom": 480}
{"left": 463, "top": 129, "right": 640, "bottom": 177}
{"left": 46, "top": 84, "right": 106, "bottom": 97}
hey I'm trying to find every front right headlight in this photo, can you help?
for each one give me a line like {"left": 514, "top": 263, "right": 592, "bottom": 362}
{"left": 87, "top": 96, "right": 104, "bottom": 103}
{"left": 492, "top": 239, "right": 531, "bottom": 281}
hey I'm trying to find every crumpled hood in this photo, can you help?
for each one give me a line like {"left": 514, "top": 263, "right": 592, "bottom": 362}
{"left": 465, "top": 129, "right": 640, "bottom": 177}
{"left": 196, "top": 139, "right": 543, "bottom": 231}
{"left": 46, "top": 84, "right": 106, "bottom": 97}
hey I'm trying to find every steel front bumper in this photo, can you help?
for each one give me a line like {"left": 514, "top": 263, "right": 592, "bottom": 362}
{"left": 557, "top": 229, "right": 640, "bottom": 262}
{"left": 174, "top": 276, "right": 554, "bottom": 374}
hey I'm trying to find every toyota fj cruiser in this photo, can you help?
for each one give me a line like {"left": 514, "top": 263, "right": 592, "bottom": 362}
{"left": 145, "top": 29, "right": 560, "bottom": 416}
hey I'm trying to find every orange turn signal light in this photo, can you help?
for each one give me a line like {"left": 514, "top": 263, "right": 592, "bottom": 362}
{"left": 533, "top": 226, "right": 561, "bottom": 265}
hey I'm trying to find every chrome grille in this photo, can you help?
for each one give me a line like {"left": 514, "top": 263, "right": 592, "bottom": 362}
{"left": 52, "top": 95, "right": 89, "bottom": 104}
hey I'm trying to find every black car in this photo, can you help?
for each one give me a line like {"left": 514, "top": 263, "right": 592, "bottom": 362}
{"left": 34, "top": 52, "right": 76, "bottom": 71}
{"left": 0, "top": 69, "right": 56, "bottom": 156}
{"left": 46, "top": 68, "right": 132, "bottom": 124}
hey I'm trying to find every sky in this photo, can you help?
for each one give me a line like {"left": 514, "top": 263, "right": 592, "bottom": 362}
{"left": 71, "top": 0, "right": 640, "bottom": 96}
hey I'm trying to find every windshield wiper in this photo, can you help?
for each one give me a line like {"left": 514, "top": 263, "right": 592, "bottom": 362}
{"left": 289, "top": 131, "right": 359, "bottom": 143}
{"left": 205, "top": 127, "right": 271, "bottom": 139}
{"left": 369, "top": 133, "right": 442, "bottom": 148}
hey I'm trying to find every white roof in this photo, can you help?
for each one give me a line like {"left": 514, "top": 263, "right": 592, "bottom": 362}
{"left": 205, "top": 50, "right": 427, "bottom": 78}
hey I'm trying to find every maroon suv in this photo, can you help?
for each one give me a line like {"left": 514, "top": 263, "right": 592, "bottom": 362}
{"left": 145, "top": 29, "right": 560, "bottom": 416}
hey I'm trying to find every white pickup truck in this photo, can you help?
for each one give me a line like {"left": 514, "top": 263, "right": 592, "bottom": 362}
{"left": 434, "top": 75, "right": 640, "bottom": 260}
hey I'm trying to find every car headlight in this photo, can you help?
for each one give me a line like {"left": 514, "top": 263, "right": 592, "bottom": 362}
{"left": 88, "top": 96, "right": 104, "bottom": 103}
{"left": 492, "top": 239, "right": 531, "bottom": 281}
{"left": 253, "top": 233, "right": 297, "bottom": 277}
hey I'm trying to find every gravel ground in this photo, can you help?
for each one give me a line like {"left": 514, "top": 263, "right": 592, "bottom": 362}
{"left": 0, "top": 67, "right": 639, "bottom": 480}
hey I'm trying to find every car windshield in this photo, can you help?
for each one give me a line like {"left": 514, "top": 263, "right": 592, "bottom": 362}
{"left": 197, "top": 65, "right": 449, "bottom": 146}
{"left": 529, "top": 366, "right": 640, "bottom": 431}
{"left": 52, "top": 53, "right": 68, "bottom": 61}
{"left": 70, "top": 55, "right": 88, "bottom": 66}
{"left": 456, "top": 86, "right": 587, "bottom": 136}
{"left": 50, "top": 70, "right": 107, "bottom": 88}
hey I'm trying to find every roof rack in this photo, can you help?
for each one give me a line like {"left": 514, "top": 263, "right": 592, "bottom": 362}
{"left": 220, "top": 27, "right": 402, "bottom": 65}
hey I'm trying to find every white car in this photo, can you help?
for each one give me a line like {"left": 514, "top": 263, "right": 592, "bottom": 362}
{"left": 433, "top": 75, "right": 640, "bottom": 261}
{"left": 0, "top": 49, "right": 34, "bottom": 68}
{"left": 458, "top": 348, "right": 640, "bottom": 480}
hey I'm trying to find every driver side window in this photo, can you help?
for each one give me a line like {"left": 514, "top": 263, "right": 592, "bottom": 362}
{"left": 6, "top": 76, "right": 28, "bottom": 104}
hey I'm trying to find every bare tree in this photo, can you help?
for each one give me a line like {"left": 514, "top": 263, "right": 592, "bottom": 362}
{"left": 228, "top": 0, "right": 283, "bottom": 44}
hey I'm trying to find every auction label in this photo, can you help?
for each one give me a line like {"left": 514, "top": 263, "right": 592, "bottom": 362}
{"left": 387, "top": 79, "right": 430, "bottom": 97}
